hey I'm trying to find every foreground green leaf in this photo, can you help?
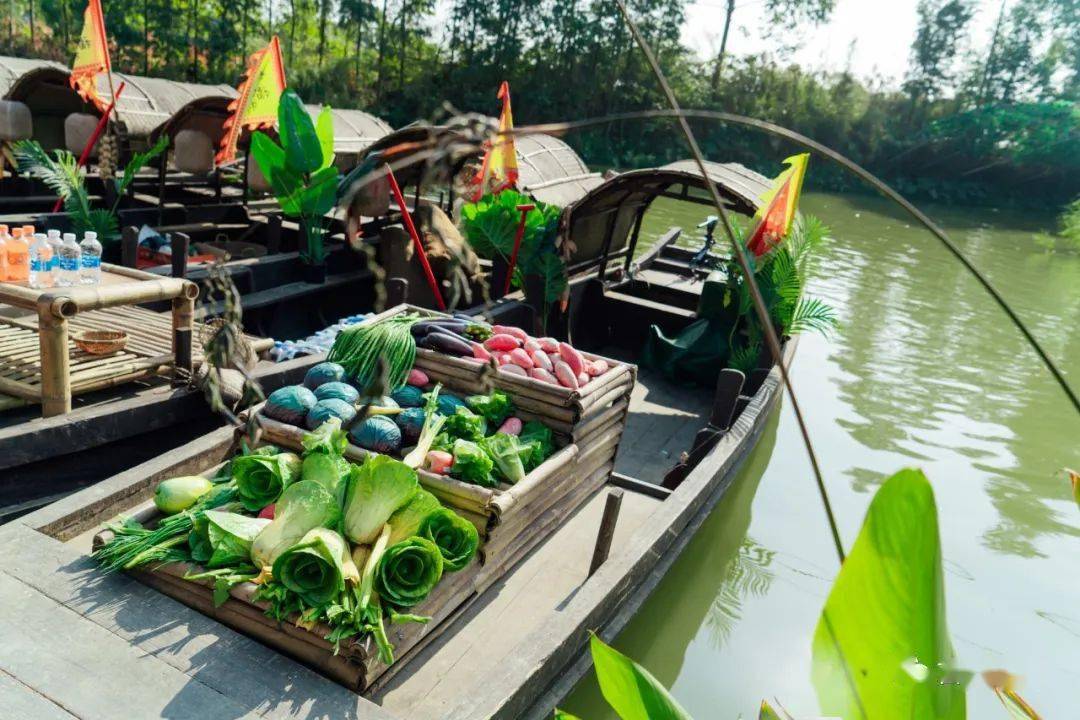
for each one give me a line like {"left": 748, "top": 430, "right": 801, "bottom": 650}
{"left": 812, "top": 468, "right": 966, "bottom": 720}
{"left": 590, "top": 634, "right": 692, "bottom": 720}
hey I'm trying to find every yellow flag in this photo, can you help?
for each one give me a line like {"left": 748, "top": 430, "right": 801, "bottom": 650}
{"left": 69, "top": 0, "right": 112, "bottom": 113}
{"left": 217, "top": 36, "right": 287, "bottom": 164}
{"left": 471, "top": 81, "right": 520, "bottom": 201}
{"left": 746, "top": 153, "right": 810, "bottom": 257}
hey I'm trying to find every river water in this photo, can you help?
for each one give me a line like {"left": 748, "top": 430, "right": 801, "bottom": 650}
{"left": 561, "top": 192, "right": 1080, "bottom": 718}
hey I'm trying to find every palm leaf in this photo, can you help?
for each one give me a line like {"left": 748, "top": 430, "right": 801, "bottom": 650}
{"left": 787, "top": 297, "right": 838, "bottom": 336}
{"left": 114, "top": 135, "right": 169, "bottom": 200}
{"left": 729, "top": 341, "right": 761, "bottom": 373}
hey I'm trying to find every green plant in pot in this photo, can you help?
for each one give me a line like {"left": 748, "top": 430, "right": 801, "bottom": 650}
{"left": 250, "top": 89, "right": 339, "bottom": 283}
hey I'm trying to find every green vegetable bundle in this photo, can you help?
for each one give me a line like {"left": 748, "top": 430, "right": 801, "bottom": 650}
{"left": 375, "top": 536, "right": 444, "bottom": 607}
{"left": 343, "top": 455, "right": 418, "bottom": 543}
{"left": 233, "top": 452, "right": 302, "bottom": 512}
{"left": 300, "top": 418, "right": 351, "bottom": 504}
{"left": 466, "top": 390, "right": 513, "bottom": 425}
{"left": 480, "top": 433, "right": 534, "bottom": 484}
{"left": 250, "top": 480, "right": 341, "bottom": 568}
{"left": 327, "top": 315, "right": 418, "bottom": 393}
{"left": 272, "top": 527, "right": 359, "bottom": 606}
{"left": 189, "top": 510, "right": 270, "bottom": 569}
{"left": 450, "top": 438, "right": 496, "bottom": 487}
{"left": 421, "top": 509, "right": 479, "bottom": 572}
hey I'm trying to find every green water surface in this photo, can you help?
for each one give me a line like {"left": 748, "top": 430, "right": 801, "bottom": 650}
{"left": 561, "top": 192, "right": 1080, "bottom": 718}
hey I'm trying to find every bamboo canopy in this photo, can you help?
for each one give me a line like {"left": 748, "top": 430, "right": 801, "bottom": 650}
{"left": 562, "top": 160, "right": 772, "bottom": 265}
{"left": 0, "top": 55, "right": 67, "bottom": 98}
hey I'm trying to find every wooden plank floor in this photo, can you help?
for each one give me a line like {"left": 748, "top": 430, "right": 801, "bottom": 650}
{"left": 373, "top": 488, "right": 659, "bottom": 718}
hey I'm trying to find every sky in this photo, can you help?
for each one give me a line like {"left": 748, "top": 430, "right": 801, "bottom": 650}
{"left": 681, "top": 0, "right": 1005, "bottom": 87}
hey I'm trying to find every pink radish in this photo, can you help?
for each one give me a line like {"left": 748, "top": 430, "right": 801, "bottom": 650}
{"left": 424, "top": 450, "right": 453, "bottom": 474}
{"left": 471, "top": 342, "right": 491, "bottom": 361}
{"left": 547, "top": 351, "right": 561, "bottom": 365}
{"left": 553, "top": 360, "right": 579, "bottom": 389}
{"left": 499, "top": 363, "right": 528, "bottom": 377}
{"left": 497, "top": 352, "right": 513, "bottom": 365}
{"left": 538, "top": 337, "right": 559, "bottom": 353}
{"left": 484, "top": 333, "right": 520, "bottom": 351}
{"left": 492, "top": 325, "right": 529, "bottom": 342}
{"left": 524, "top": 338, "right": 542, "bottom": 353}
{"left": 498, "top": 417, "right": 523, "bottom": 435}
{"left": 407, "top": 368, "right": 429, "bottom": 386}
{"left": 587, "top": 359, "right": 609, "bottom": 376}
{"left": 530, "top": 367, "right": 559, "bottom": 384}
{"left": 577, "top": 372, "right": 589, "bottom": 386}
{"left": 258, "top": 504, "right": 275, "bottom": 520}
{"left": 509, "top": 348, "right": 534, "bottom": 370}
{"left": 558, "top": 342, "right": 585, "bottom": 376}
{"left": 531, "top": 351, "right": 553, "bottom": 372}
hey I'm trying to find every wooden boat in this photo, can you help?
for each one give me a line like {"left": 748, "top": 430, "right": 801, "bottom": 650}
{"left": 0, "top": 156, "right": 799, "bottom": 717}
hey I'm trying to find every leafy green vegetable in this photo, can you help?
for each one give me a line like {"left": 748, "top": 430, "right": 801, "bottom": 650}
{"left": 327, "top": 315, "right": 418, "bottom": 393}
{"left": 233, "top": 452, "right": 302, "bottom": 512}
{"left": 450, "top": 439, "right": 496, "bottom": 487}
{"left": 589, "top": 634, "right": 692, "bottom": 720}
{"left": 465, "top": 390, "right": 514, "bottom": 425}
{"left": 403, "top": 384, "right": 448, "bottom": 469}
{"left": 302, "top": 417, "right": 349, "bottom": 455}
{"left": 250, "top": 480, "right": 341, "bottom": 569}
{"left": 387, "top": 489, "right": 443, "bottom": 545}
{"left": 420, "top": 508, "right": 479, "bottom": 572}
{"left": 812, "top": 469, "right": 966, "bottom": 720}
{"left": 273, "top": 527, "right": 359, "bottom": 606}
{"left": 479, "top": 433, "right": 533, "bottom": 484}
{"left": 300, "top": 419, "right": 351, "bottom": 504}
{"left": 189, "top": 510, "right": 270, "bottom": 569}
{"left": 443, "top": 406, "right": 487, "bottom": 441}
{"left": 376, "top": 537, "right": 444, "bottom": 608}
{"left": 519, "top": 420, "right": 554, "bottom": 470}
{"left": 343, "top": 455, "right": 418, "bottom": 544}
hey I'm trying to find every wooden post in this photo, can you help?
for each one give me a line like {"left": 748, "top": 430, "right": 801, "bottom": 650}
{"left": 623, "top": 206, "right": 646, "bottom": 274}
{"left": 157, "top": 153, "right": 167, "bottom": 224}
{"left": 386, "top": 277, "right": 408, "bottom": 307}
{"left": 588, "top": 488, "right": 623, "bottom": 577}
{"left": 39, "top": 309, "right": 71, "bottom": 417}
{"left": 121, "top": 226, "right": 139, "bottom": 268}
{"left": 171, "top": 284, "right": 197, "bottom": 381}
{"left": 170, "top": 232, "right": 190, "bottom": 278}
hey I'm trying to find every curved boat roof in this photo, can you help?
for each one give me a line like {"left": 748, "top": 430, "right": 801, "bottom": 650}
{"left": 317, "top": 106, "right": 394, "bottom": 156}
{"left": 563, "top": 160, "right": 772, "bottom": 265}
{"left": 0, "top": 55, "right": 67, "bottom": 97}
{"left": 360, "top": 124, "right": 600, "bottom": 207}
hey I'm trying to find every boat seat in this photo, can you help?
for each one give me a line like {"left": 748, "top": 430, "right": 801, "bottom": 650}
{"left": 64, "top": 113, "right": 99, "bottom": 158}
{"left": 0, "top": 100, "right": 32, "bottom": 142}
{"left": 172, "top": 129, "right": 215, "bottom": 176}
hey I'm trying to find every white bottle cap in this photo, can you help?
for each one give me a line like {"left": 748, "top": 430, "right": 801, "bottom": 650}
{"left": 63, "top": 233, "right": 76, "bottom": 242}
{"left": 85, "top": 231, "right": 98, "bottom": 240}
{"left": 47, "top": 229, "right": 60, "bottom": 239}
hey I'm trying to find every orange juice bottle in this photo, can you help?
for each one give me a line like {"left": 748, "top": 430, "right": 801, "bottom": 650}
{"left": 6, "top": 227, "right": 30, "bottom": 282}
{"left": 0, "top": 225, "right": 9, "bottom": 281}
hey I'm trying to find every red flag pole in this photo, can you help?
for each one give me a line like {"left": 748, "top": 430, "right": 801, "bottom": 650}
{"left": 384, "top": 164, "right": 445, "bottom": 311}
{"left": 51, "top": 80, "right": 126, "bottom": 213}
{"left": 503, "top": 203, "right": 534, "bottom": 296}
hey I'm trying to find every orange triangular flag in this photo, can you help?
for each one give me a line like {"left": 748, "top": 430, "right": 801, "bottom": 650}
{"left": 69, "top": 0, "right": 112, "bottom": 114}
{"left": 471, "top": 81, "right": 520, "bottom": 201}
{"left": 217, "top": 36, "right": 288, "bottom": 165}
{"left": 746, "top": 153, "right": 809, "bottom": 257}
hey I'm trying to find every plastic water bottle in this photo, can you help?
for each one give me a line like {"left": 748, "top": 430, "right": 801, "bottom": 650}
{"left": 79, "top": 231, "right": 102, "bottom": 285}
{"left": 29, "top": 234, "right": 53, "bottom": 289}
{"left": 6, "top": 228, "right": 29, "bottom": 282}
{"left": 45, "top": 229, "right": 62, "bottom": 285}
{"left": 58, "top": 233, "right": 82, "bottom": 287}
{"left": 0, "top": 225, "right": 9, "bottom": 281}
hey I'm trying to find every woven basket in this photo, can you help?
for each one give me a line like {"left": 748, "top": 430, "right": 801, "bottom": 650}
{"left": 73, "top": 329, "right": 127, "bottom": 355}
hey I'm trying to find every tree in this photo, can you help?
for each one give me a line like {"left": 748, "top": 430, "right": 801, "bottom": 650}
{"left": 903, "top": 0, "right": 975, "bottom": 106}
{"left": 710, "top": 0, "right": 835, "bottom": 91}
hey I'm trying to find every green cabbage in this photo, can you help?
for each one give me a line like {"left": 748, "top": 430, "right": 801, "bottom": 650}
{"left": 343, "top": 455, "right": 418, "bottom": 544}
{"left": 189, "top": 510, "right": 270, "bottom": 569}
{"left": 250, "top": 480, "right": 341, "bottom": 568}
{"left": 387, "top": 489, "right": 443, "bottom": 545}
{"left": 451, "top": 439, "right": 496, "bottom": 487}
{"left": 466, "top": 390, "right": 514, "bottom": 425}
{"left": 421, "top": 509, "right": 479, "bottom": 572}
{"left": 272, "top": 527, "right": 359, "bottom": 606}
{"left": 233, "top": 452, "right": 302, "bottom": 511}
{"left": 519, "top": 420, "right": 555, "bottom": 470}
{"left": 480, "top": 432, "right": 533, "bottom": 484}
{"left": 443, "top": 406, "right": 487, "bottom": 441}
{"left": 376, "top": 536, "right": 444, "bottom": 608}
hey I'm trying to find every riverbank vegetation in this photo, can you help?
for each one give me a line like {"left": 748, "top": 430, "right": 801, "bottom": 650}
{"left": 5, "top": 0, "right": 1077, "bottom": 208}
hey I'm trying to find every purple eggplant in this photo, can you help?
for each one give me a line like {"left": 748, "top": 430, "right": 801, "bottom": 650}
{"left": 419, "top": 329, "right": 473, "bottom": 356}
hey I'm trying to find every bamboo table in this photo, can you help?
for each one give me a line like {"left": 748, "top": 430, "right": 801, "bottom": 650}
{"left": 0, "top": 264, "right": 198, "bottom": 417}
